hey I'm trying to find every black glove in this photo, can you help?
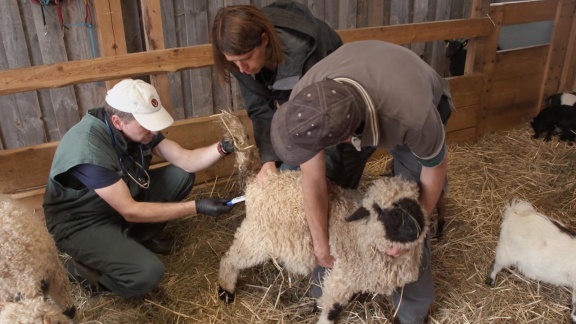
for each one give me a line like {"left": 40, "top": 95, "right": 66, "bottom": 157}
{"left": 195, "top": 198, "right": 234, "bottom": 217}
{"left": 217, "top": 139, "right": 234, "bottom": 156}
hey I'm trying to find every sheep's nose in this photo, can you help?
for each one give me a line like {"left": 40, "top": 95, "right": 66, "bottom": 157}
{"left": 385, "top": 247, "right": 409, "bottom": 258}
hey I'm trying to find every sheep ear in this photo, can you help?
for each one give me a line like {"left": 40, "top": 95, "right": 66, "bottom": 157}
{"left": 345, "top": 206, "right": 370, "bottom": 222}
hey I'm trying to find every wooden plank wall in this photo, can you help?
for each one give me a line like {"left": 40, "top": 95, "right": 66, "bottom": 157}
{"left": 0, "top": 14, "right": 493, "bottom": 210}
{"left": 0, "top": 0, "right": 473, "bottom": 150}
{"left": 481, "top": 0, "right": 575, "bottom": 134}
{"left": 0, "top": 0, "right": 574, "bottom": 211}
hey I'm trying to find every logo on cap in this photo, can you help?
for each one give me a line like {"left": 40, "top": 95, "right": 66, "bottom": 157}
{"left": 151, "top": 98, "right": 159, "bottom": 108}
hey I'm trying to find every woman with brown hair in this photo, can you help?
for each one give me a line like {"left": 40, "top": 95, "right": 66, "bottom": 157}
{"left": 211, "top": 0, "right": 342, "bottom": 182}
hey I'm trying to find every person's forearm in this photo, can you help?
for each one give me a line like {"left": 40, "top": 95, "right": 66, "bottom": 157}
{"left": 120, "top": 200, "right": 198, "bottom": 223}
{"left": 419, "top": 157, "right": 447, "bottom": 217}
{"left": 177, "top": 142, "right": 223, "bottom": 173}
{"left": 301, "top": 155, "right": 331, "bottom": 261}
{"left": 154, "top": 139, "right": 223, "bottom": 173}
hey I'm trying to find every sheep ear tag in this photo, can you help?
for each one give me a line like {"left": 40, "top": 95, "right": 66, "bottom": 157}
{"left": 345, "top": 206, "right": 370, "bottom": 222}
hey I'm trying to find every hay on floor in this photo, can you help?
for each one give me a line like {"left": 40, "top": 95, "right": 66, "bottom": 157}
{"left": 72, "top": 124, "right": 576, "bottom": 323}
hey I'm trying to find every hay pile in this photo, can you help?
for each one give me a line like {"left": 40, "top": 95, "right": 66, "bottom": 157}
{"left": 73, "top": 125, "right": 576, "bottom": 324}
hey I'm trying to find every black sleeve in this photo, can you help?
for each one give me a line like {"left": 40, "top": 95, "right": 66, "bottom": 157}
{"left": 235, "top": 74, "right": 291, "bottom": 164}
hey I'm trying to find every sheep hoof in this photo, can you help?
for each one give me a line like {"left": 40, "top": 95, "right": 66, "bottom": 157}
{"left": 327, "top": 303, "right": 343, "bottom": 321}
{"left": 311, "top": 301, "right": 319, "bottom": 313}
{"left": 485, "top": 275, "right": 495, "bottom": 287}
{"left": 218, "top": 286, "right": 235, "bottom": 304}
{"left": 63, "top": 305, "right": 76, "bottom": 319}
{"left": 433, "top": 221, "right": 445, "bottom": 239}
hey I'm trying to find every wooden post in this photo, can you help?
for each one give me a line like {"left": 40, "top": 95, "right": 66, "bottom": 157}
{"left": 141, "top": 0, "right": 173, "bottom": 116}
{"left": 465, "top": 0, "right": 491, "bottom": 75}
{"left": 557, "top": 0, "right": 576, "bottom": 93}
{"left": 475, "top": 5, "right": 502, "bottom": 139}
{"left": 93, "top": 0, "right": 128, "bottom": 89}
{"left": 540, "top": 0, "right": 576, "bottom": 108}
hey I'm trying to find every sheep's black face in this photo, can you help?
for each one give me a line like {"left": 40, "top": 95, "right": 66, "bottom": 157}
{"left": 445, "top": 39, "right": 467, "bottom": 57}
{"left": 375, "top": 198, "right": 425, "bottom": 243}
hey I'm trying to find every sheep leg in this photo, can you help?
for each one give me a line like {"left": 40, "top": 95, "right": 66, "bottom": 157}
{"left": 218, "top": 236, "right": 269, "bottom": 304}
{"left": 316, "top": 271, "right": 355, "bottom": 324}
{"left": 486, "top": 261, "right": 504, "bottom": 286}
{"left": 433, "top": 192, "right": 446, "bottom": 239}
{"left": 571, "top": 288, "right": 576, "bottom": 323}
{"left": 544, "top": 130, "right": 553, "bottom": 141}
{"left": 47, "top": 264, "right": 76, "bottom": 319}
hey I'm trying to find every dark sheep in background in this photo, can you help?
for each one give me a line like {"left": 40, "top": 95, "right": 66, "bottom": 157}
{"left": 543, "top": 92, "right": 576, "bottom": 108}
{"left": 445, "top": 39, "right": 468, "bottom": 76}
{"left": 530, "top": 104, "right": 576, "bottom": 143}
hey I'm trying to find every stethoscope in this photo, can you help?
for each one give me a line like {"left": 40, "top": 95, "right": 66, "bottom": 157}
{"left": 103, "top": 111, "right": 150, "bottom": 189}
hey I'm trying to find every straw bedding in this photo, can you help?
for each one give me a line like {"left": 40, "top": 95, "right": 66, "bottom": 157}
{"left": 70, "top": 124, "right": 576, "bottom": 323}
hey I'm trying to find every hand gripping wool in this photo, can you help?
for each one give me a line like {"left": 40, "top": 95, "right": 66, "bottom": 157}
{"left": 217, "top": 172, "right": 428, "bottom": 323}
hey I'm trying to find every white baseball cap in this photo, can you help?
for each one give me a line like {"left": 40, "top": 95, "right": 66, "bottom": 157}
{"left": 105, "top": 79, "right": 174, "bottom": 131}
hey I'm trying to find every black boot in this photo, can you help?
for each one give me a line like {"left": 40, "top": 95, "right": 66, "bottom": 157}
{"left": 63, "top": 258, "right": 105, "bottom": 294}
{"left": 141, "top": 236, "right": 177, "bottom": 255}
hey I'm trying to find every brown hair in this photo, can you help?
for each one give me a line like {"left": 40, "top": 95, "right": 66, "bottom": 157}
{"left": 211, "top": 5, "right": 284, "bottom": 85}
{"left": 104, "top": 102, "right": 134, "bottom": 123}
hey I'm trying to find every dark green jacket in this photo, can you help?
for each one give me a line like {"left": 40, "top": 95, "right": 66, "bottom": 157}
{"left": 43, "top": 108, "right": 159, "bottom": 242}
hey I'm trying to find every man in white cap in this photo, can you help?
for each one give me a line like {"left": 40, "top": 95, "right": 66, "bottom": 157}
{"left": 270, "top": 40, "right": 454, "bottom": 323}
{"left": 44, "top": 79, "right": 235, "bottom": 298}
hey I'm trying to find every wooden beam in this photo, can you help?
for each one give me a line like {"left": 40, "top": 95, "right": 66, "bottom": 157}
{"left": 92, "top": 0, "right": 127, "bottom": 89}
{"left": 540, "top": 0, "right": 576, "bottom": 105}
{"left": 493, "top": 0, "right": 558, "bottom": 26}
{"left": 338, "top": 17, "right": 493, "bottom": 44}
{"left": 0, "top": 70, "right": 484, "bottom": 196}
{"left": 0, "top": 110, "right": 253, "bottom": 195}
{"left": 492, "top": 45, "right": 548, "bottom": 81}
{"left": 141, "top": 0, "right": 173, "bottom": 115}
{"left": 447, "top": 73, "right": 483, "bottom": 108}
{"left": 465, "top": 0, "right": 491, "bottom": 75}
{"left": 560, "top": 2, "right": 576, "bottom": 92}
{"left": 475, "top": 6, "right": 503, "bottom": 138}
{"left": 0, "top": 19, "right": 492, "bottom": 97}
{"left": 0, "top": 45, "right": 213, "bottom": 96}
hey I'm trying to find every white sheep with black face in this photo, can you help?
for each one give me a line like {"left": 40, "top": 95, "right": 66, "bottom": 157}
{"left": 217, "top": 171, "right": 428, "bottom": 324}
{"left": 486, "top": 199, "right": 576, "bottom": 323}
{"left": 0, "top": 195, "right": 75, "bottom": 323}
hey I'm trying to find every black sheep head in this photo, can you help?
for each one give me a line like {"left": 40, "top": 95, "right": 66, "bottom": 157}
{"left": 346, "top": 198, "right": 425, "bottom": 243}
{"left": 376, "top": 198, "right": 425, "bottom": 243}
{"left": 445, "top": 39, "right": 468, "bottom": 57}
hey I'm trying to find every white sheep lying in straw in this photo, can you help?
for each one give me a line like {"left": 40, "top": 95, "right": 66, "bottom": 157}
{"left": 218, "top": 171, "right": 428, "bottom": 323}
{"left": 0, "top": 195, "right": 75, "bottom": 323}
{"left": 486, "top": 199, "right": 576, "bottom": 323}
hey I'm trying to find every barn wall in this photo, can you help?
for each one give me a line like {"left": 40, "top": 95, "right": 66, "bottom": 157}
{"left": 0, "top": 0, "right": 574, "bottom": 210}
{"left": 0, "top": 0, "right": 475, "bottom": 149}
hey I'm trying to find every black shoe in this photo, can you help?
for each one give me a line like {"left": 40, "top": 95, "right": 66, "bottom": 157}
{"left": 141, "top": 237, "right": 177, "bottom": 255}
{"left": 63, "top": 258, "right": 103, "bottom": 293}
